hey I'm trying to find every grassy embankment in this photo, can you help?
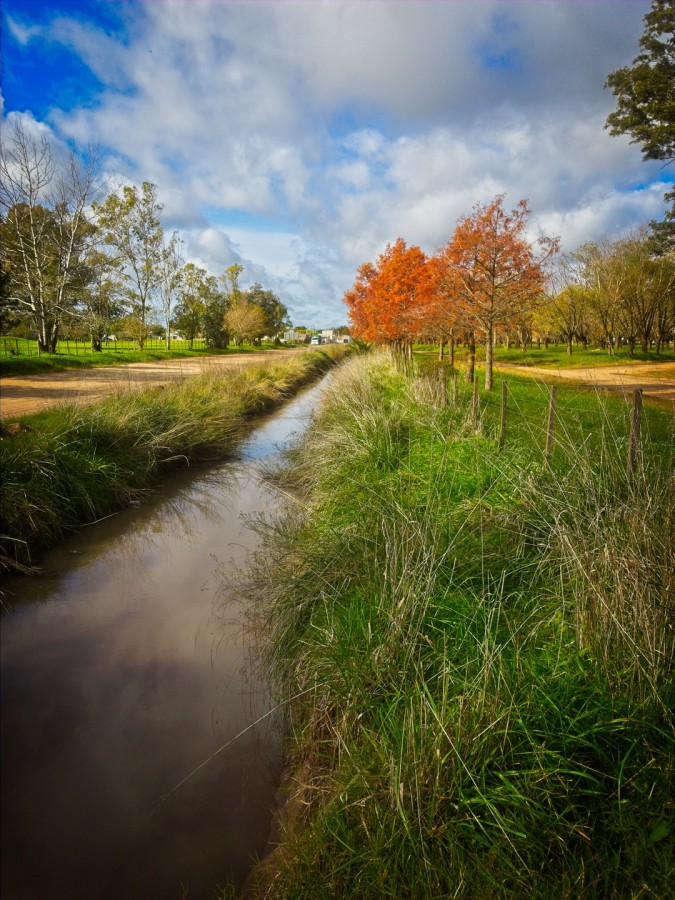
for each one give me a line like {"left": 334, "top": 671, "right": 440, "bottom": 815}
{"left": 0, "top": 348, "right": 345, "bottom": 575}
{"left": 245, "top": 352, "right": 674, "bottom": 898}
{"left": 0, "top": 338, "right": 286, "bottom": 377}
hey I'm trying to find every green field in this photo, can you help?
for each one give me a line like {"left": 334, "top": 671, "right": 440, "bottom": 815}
{"left": 415, "top": 341, "right": 675, "bottom": 370}
{"left": 246, "top": 351, "right": 674, "bottom": 898}
{"left": 0, "top": 337, "right": 284, "bottom": 377}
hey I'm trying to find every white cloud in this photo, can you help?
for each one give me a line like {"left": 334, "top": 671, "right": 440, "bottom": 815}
{"left": 4, "top": 0, "right": 665, "bottom": 326}
{"left": 6, "top": 14, "right": 42, "bottom": 46}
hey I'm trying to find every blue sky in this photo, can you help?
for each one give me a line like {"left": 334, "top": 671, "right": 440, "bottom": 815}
{"left": 2, "top": 0, "right": 671, "bottom": 327}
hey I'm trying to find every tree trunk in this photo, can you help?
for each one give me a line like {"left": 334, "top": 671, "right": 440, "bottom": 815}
{"left": 466, "top": 333, "right": 475, "bottom": 383}
{"left": 566, "top": 337, "right": 573, "bottom": 355}
{"left": 38, "top": 321, "right": 59, "bottom": 354}
{"left": 38, "top": 336, "right": 58, "bottom": 354}
{"left": 449, "top": 336, "right": 455, "bottom": 368}
{"left": 438, "top": 340, "right": 445, "bottom": 361}
{"left": 485, "top": 324, "right": 494, "bottom": 391}
{"left": 91, "top": 338, "right": 102, "bottom": 352}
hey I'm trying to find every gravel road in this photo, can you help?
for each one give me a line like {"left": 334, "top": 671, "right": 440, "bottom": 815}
{"left": 0, "top": 348, "right": 310, "bottom": 418}
{"left": 1, "top": 353, "right": 673, "bottom": 419}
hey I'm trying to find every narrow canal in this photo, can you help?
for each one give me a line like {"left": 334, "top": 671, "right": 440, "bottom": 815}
{"left": 1, "top": 378, "right": 329, "bottom": 900}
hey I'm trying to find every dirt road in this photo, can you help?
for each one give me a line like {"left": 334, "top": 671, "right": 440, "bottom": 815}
{"left": 0, "top": 348, "right": 310, "bottom": 419}
{"left": 1, "top": 353, "right": 673, "bottom": 419}
{"left": 497, "top": 361, "right": 675, "bottom": 407}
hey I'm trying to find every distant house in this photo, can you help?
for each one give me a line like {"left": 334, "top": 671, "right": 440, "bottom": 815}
{"left": 321, "top": 329, "right": 351, "bottom": 344}
{"left": 282, "top": 329, "right": 306, "bottom": 343}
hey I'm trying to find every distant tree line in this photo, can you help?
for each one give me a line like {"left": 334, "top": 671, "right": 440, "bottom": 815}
{"left": 345, "top": 195, "right": 675, "bottom": 390}
{"left": 0, "top": 120, "right": 290, "bottom": 353}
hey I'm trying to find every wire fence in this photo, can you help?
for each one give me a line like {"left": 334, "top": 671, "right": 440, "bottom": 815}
{"left": 1, "top": 338, "right": 209, "bottom": 358}
{"left": 417, "top": 362, "right": 654, "bottom": 480}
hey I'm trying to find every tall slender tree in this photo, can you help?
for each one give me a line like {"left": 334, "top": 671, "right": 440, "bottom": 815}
{"left": 76, "top": 249, "right": 124, "bottom": 351}
{"left": 157, "top": 232, "right": 184, "bottom": 350}
{"left": 440, "top": 196, "right": 558, "bottom": 390}
{"left": 173, "top": 262, "right": 209, "bottom": 348}
{"left": 94, "top": 182, "right": 164, "bottom": 349}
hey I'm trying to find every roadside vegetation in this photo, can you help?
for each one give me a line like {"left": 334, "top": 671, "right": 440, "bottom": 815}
{"left": 0, "top": 348, "right": 346, "bottom": 575}
{"left": 246, "top": 351, "right": 674, "bottom": 898}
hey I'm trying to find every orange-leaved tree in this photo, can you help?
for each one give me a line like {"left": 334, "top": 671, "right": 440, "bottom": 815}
{"left": 441, "top": 196, "right": 559, "bottom": 389}
{"left": 425, "top": 250, "right": 472, "bottom": 369}
{"left": 344, "top": 238, "right": 436, "bottom": 357}
{"left": 343, "top": 261, "right": 378, "bottom": 340}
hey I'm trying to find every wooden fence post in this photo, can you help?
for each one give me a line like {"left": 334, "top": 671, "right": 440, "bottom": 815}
{"left": 499, "top": 380, "right": 507, "bottom": 450}
{"left": 439, "top": 368, "right": 448, "bottom": 407}
{"left": 627, "top": 388, "right": 643, "bottom": 479}
{"left": 545, "top": 385, "right": 557, "bottom": 463}
{"left": 453, "top": 371, "right": 459, "bottom": 405}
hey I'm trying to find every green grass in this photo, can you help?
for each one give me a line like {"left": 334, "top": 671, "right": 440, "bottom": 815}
{"left": 0, "top": 338, "right": 287, "bottom": 376}
{"left": 414, "top": 342, "right": 675, "bottom": 370}
{"left": 0, "top": 347, "right": 347, "bottom": 575}
{"left": 244, "top": 352, "right": 674, "bottom": 898}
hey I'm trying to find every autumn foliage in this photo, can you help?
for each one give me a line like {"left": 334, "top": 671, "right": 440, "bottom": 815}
{"left": 344, "top": 195, "right": 559, "bottom": 388}
{"left": 344, "top": 238, "right": 436, "bottom": 354}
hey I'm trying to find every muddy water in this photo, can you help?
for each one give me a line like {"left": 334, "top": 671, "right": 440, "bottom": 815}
{"left": 1, "top": 380, "right": 328, "bottom": 900}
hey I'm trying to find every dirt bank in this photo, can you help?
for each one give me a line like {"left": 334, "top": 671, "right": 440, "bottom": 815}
{"left": 0, "top": 348, "right": 309, "bottom": 419}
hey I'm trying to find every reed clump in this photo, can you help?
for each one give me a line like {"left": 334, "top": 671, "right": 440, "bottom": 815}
{"left": 245, "top": 352, "right": 674, "bottom": 898}
{"left": 0, "top": 349, "right": 342, "bottom": 573}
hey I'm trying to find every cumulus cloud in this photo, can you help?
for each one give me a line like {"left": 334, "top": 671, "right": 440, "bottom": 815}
{"left": 3, "top": 0, "right": 664, "bottom": 326}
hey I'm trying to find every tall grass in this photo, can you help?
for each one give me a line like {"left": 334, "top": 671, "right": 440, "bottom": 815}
{"left": 244, "top": 352, "right": 674, "bottom": 898}
{"left": 0, "top": 349, "right": 345, "bottom": 574}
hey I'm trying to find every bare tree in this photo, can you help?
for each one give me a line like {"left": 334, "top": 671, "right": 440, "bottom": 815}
{"left": 0, "top": 118, "right": 99, "bottom": 352}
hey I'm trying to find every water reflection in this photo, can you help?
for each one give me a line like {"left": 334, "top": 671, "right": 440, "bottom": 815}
{"left": 1, "top": 377, "right": 330, "bottom": 900}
